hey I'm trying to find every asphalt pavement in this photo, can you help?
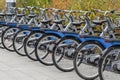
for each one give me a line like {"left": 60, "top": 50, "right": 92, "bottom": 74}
{"left": 0, "top": 48, "right": 82, "bottom": 80}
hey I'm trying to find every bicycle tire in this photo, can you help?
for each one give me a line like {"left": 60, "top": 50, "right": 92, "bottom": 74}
{"left": 24, "top": 31, "right": 44, "bottom": 61}
{"left": 99, "top": 46, "right": 120, "bottom": 80}
{"left": 35, "top": 34, "right": 61, "bottom": 66}
{"left": 1, "top": 27, "right": 19, "bottom": 51}
{"left": 74, "top": 41, "right": 105, "bottom": 80}
{"left": 13, "top": 29, "right": 31, "bottom": 56}
{"left": 52, "top": 36, "right": 80, "bottom": 72}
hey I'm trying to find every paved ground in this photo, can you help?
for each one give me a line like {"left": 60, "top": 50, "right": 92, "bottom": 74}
{"left": 0, "top": 48, "right": 83, "bottom": 80}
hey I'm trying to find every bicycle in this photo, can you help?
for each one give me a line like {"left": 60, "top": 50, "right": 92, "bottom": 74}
{"left": 13, "top": 7, "right": 54, "bottom": 56}
{"left": 52, "top": 10, "right": 106, "bottom": 72}
{"left": 1, "top": 6, "right": 38, "bottom": 52}
{"left": 0, "top": 7, "right": 19, "bottom": 48}
{"left": 35, "top": 10, "right": 101, "bottom": 66}
{"left": 73, "top": 10, "right": 120, "bottom": 80}
{"left": 24, "top": 8, "right": 67, "bottom": 60}
{"left": 98, "top": 24, "right": 120, "bottom": 80}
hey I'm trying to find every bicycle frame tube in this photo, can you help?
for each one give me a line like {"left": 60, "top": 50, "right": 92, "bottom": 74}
{"left": 33, "top": 18, "right": 38, "bottom": 26}
{"left": 58, "top": 24, "right": 64, "bottom": 31}
{"left": 79, "top": 16, "right": 118, "bottom": 49}
{"left": 10, "top": 15, "right": 17, "bottom": 22}
{"left": 64, "top": 22, "right": 73, "bottom": 31}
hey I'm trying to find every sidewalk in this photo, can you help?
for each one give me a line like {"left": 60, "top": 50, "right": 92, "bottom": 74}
{"left": 0, "top": 49, "right": 82, "bottom": 80}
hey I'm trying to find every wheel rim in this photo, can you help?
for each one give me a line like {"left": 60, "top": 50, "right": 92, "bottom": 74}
{"left": 0, "top": 26, "right": 8, "bottom": 48}
{"left": 3, "top": 28, "right": 19, "bottom": 50}
{"left": 14, "top": 30, "right": 31, "bottom": 55}
{"left": 26, "top": 33, "right": 43, "bottom": 60}
{"left": 100, "top": 49, "right": 120, "bottom": 80}
{"left": 36, "top": 35, "right": 59, "bottom": 65}
{"left": 75, "top": 43, "right": 102, "bottom": 79}
{"left": 54, "top": 39, "right": 79, "bottom": 71}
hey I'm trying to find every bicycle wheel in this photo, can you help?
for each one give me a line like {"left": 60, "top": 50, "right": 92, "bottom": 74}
{"left": 35, "top": 34, "right": 60, "bottom": 65}
{"left": 1, "top": 27, "right": 19, "bottom": 51}
{"left": 99, "top": 46, "right": 120, "bottom": 80}
{"left": 52, "top": 37, "right": 80, "bottom": 72}
{"left": 24, "top": 32, "right": 44, "bottom": 61}
{"left": 0, "top": 26, "right": 8, "bottom": 48}
{"left": 74, "top": 41, "right": 105, "bottom": 80}
{"left": 13, "top": 30, "right": 31, "bottom": 56}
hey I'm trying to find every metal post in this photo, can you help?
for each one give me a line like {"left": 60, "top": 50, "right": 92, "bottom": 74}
{"left": 6, "top": 0, "right": 16, "bottom": 13}
{"left": 6, "top": 0, "right": 16, "bottom": 21}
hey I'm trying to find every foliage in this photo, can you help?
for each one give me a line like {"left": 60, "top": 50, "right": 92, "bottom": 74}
{"left": 0, "top": 0, "right": 5, "bottom": 10}
{"left": 1, "top": 0, "right": 120, "bottom": 11}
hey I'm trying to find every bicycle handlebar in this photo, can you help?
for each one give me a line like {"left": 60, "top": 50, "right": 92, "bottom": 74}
{"left": 50, "top": 8, "right": 62, "bottom": 12}
{"left": 25, "top": 6, "right": 38, "bottom": 10}
{"left": 115, "top": 13, "right": 120, "bottom": 16}
{"left": 62, "top": 10, "right": 91, "bottom": 16}
{"left": 62, "top": 10, "right": 80, "bottom": 13}
{"left": 17, "top": 8, "right": 26, "bottom": 11}
{"left": 94, "top": 9, "right": 116, "bottom": 16}
{"left": 10, "top": 7, "right": 17, "bottom": 10}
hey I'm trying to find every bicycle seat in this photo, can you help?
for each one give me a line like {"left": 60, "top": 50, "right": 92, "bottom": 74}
{"left": 6, "top": 13, "right": 14, "bottom": 16}
{"left": 28, "top": 15, "right": 36, "bottom": 18}
{"left": 17, "top": 14, "right": 25, "bottom": 17}
{"left": 92, "top": 20, "right": 106, "bottom": 25}
{"left": 41, "top": 19, "right": 52, "bottom": 24}
{"left": 0, "top": 13, "right": 5, "bottom": 16}
{"left": 53, "top": 19, "right": 65, "bottom": 24}
{"left": 72, "top": 21, "right": 85, "bottom": 26}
